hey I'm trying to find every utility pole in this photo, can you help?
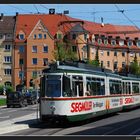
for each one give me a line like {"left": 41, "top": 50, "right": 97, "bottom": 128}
{"left": 87, "top": 38, "right": 90, "bottom": 61}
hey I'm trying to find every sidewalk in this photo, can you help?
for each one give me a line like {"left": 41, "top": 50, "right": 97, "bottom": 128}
{"left": 0, "top": 112, "right": 38, "bottom": 135}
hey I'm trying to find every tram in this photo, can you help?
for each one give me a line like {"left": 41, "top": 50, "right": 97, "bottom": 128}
{"left": 39, "top": 61, "right": 140, "bottom": 123}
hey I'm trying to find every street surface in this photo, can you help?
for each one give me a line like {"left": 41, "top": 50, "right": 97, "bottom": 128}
{"left": 0, "top": 104, "right": 38, "bottom": 121}
{"left": 1, "top": 106, "right": 140, "bottom": 135}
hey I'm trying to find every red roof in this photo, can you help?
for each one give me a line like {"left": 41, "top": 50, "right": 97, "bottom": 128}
{"left": 15, "top": 14, "right": 77, "bottom": 42}
{"left": 15, "top": 14, "right": 140, "bottom": 42}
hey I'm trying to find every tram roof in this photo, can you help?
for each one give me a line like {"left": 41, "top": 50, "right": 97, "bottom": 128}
{"left": 121, "top": 75, "right": 140, "bottom": 81}
{"left": 43, "top": 62, "right": 122, "bottom": 78}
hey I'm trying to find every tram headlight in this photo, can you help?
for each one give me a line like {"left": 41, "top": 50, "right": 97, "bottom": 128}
{"left": 50, "top": 102, "right": 56, "bottom": 112}
{"left": 50, "top": 105, "right": 56, "bottom": 111}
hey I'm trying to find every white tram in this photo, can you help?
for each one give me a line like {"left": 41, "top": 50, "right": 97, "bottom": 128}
{"left": 39, "top": 62, "right": 140, "bottom": 123}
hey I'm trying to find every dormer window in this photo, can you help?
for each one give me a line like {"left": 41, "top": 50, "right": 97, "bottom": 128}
{"left": 57, "top": 33, "right": 62, "bottom": 39}
{"left": 19, "top": 34, "right": 25, "bottom": 40}
{"left": 111, "top": 40, "right": 116, "bottom": 46}
{"left": 119, "top": 40, "right": 124, "bottom": 46}
{"left": 0, "top": 34, "right": 3, "bottom": 39}
{"left": 127, "top": 41, "right": 133, "bottom": 47}
{"left": 84, "top": 34, "right": 87, "bottom": 40}
{"left": 104, "top": 39, "right": 108, "bottom": 45}
{"left": 72, "top": 34, "right": 76, "bottom": 40}
{"left": 130, "top": 52, "right": 134, "bottom": 57}
{"left": 136, "top": 40, "right": 140, "bottom": 47}
{"left": 98, "top": 39, "right": 102, "bottom": 44}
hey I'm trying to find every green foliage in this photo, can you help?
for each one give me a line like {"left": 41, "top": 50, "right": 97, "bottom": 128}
{"left": 87, "top": 48, "right": 100, "bottom": 67}
{"left": 53, "top": 42, "right": 78, "bottom": 61}
{"left": 129, "top": 54, "right": 140, "bottom": 75}
{"left": 5, "top": 86, "right": 14, "bottom": 93}
{"left": 0, "top": 99, "right": 6, "bottom": 106}
{"left": 0, "top": 85, "right": 4, "bottom": 94}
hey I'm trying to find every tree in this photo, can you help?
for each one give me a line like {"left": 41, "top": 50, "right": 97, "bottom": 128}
{"left": 129, "top": 53, "right": 140, "bottom": 75}
{"left": 53, "top": 41, "right": 78, "bottom": 62}
{"left": 88, "top": 48, "right": 100, "bottom": 67}
{"left": 53, "top": 42, "right": 66, "bottom": 61}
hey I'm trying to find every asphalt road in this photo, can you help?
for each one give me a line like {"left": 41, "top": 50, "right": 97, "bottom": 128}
{"left": 3, "top": 106, "right": 140, "bottom": 136}
{"left": 0, "top": 104, "right": 38, "bottom": 122}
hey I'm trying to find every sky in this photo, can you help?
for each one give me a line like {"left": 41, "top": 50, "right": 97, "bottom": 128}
{"left": 1, "top": 4, "right": 140, "bottom": 28}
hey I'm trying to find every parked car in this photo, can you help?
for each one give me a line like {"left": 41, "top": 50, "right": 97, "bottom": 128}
{"left": 25, "top": 90, "right": 38, "bottom": 105}
{"left": 6, "top": 91, "right": 28, "bottom": 108}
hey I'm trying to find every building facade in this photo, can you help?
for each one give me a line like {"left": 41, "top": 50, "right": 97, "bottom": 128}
{"left": 0, "top": 16, "right": 15, "bottom": 86}
{"left": 12, "top": 13, "right": 140, "bottom": 89}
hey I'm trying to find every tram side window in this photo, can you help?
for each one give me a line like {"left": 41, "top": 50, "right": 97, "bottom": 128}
{"left": 132, "top": 83, "right": 139, "bottom": 94}
{"left": 109, "top": 80, "right": 122, "bottom": 95}
{"left": 123, "top": 82, "right": 131, "bottom": 94}
{"left": 62, "top": 75, "right": 72, "bottom": 97}
{"left": 89, "top": 77, "right": 105, "bottom": 96}
{"left": 72, "top": 76, "right": 83, "bottom": 97}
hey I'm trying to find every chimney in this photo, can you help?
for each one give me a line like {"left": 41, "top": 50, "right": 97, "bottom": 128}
{"left": 49, "top": 9, "right": 55, "bottom": 14}
{"left": 64, "top": 10, "right": 69, "bottom": 14}
{"left": 0, "top": 13, "right": 4, "bottom": 21}
{"left": 16, "top": 12, "right": 18, "bottom": 16}
{"left": 101, "top": 17, "right": 104, "bottom": 27}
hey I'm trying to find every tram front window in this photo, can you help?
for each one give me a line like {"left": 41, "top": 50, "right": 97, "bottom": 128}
{"left": 46, "top": 76, "right": 61, "bottom": 97}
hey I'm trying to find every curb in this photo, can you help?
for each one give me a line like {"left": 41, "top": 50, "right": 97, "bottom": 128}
{"left": 0, "top": 124, "right": 30, "bottom": 135}
{"left": 0, "top": 105, "right": 6, "bottom": 109}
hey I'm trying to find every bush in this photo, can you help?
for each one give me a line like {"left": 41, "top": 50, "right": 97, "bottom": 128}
{"left": 5, "top": 86, "right": 14, "bottom": 93}
{"left": 0, "top": 85, "right": 4, "bottom": 95}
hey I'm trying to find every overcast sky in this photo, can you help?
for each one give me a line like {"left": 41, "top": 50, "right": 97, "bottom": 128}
{"left": 1, "top": 4, "right": 140, "bottom": 28}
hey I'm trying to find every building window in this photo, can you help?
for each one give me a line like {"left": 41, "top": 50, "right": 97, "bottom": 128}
{"left": 19, "top": 46, "right": 24, "bottom": 53}
{"left": 72, "top": 46, "right": 77, "bottom": 52}
{"left": 19, "top": 34, "right": 24, "bottom": 40}
{"left": 4, "top": 56, "right": 12, "bottom": 63}
{"left": 104, "top": 39, "right": 108, "bottom": 45}
{"left": 111, "top": 40, "right": 116, "bottom": 46}
{"left": 34, "top": 34, "right": 37, "bottom": 39}
{"left": 43, "top": 46, "right": 48, "bottom": 53}
{"left": 44, "top": 34, "right": 47, "bottom": 39}
{"left": 137, "top": 41, "right": 140, "bottom": 47}
{"left": 32, "top": 58, "right": 37, "bottom": 65}
{"left": 32, "top": 46, "right": 37, "bottom": 53}
{"left": 128, "top": 41, "right": 133, "bottom": 47}
{"left": 119, "top": 40, "right": 124, "bottom": 46}
{"left": 43, "top": 58, "right": 48, "bottom": 66}
{"left": 72, "top": 34, "right": 76, "bottom": 39}
{"left": 0, "top": 34, "right": 3, "bottom": 39}
{"left": 19, "top": 71, "right": 24, "bottom": 79}
{"left": 84, "top": 34, "right": 87, "bottom": 40}
{"left": 114, "top": 61, "right": 118, "bottom": 70}
{"left": 101, "top": 61, "right": 103, "bottom": 67}
{"left": 19, "top": 59, "right": 24, "bottom": 65}
{"left": 7, "top": 34, "right": 11, "bottom": 38}
{"left": 5, "top": 45, "right": 11, "bottom": 51}
{"left": 4, "top": 69, "right": 11, "bottom": 75}
{"left": 100, "top": 51, "right": 104, "bottom": 56}
{"left": 114, "top": 51, "right": 117, "bottom": 56}
{"left": 98, "top": 39, "right": 102, "bottom": 44}
{"left": 38, "top": 34, "right": 42, "bottom": 39}
{"left": 130, "top": 52, "right": 134, "bottom": 57}
{"left": 122, "top": 62, "right": 126, "bottom": 68}
{"left": 107, "top": 51, "right": 110, "bottom": 56}
{"left": 107, "top": 61, "right": 110, "bottom": 67}
{"left": 32, "top": 71, "right": 37, "bottom": 78}
{"left": 57, "top": 34, "right": 62, "bottom": 39}
{"left": 122, "top": 52, "right": 125, "bottom": 57}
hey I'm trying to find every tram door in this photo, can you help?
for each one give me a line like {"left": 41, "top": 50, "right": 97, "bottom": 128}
{"left": 72, "top": 76, "right": 83, "bottom": 97}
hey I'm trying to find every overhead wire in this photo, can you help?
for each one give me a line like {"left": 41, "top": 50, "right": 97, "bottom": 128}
{"left": 114, "top": 4, "right": 138, "bottom": 27}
